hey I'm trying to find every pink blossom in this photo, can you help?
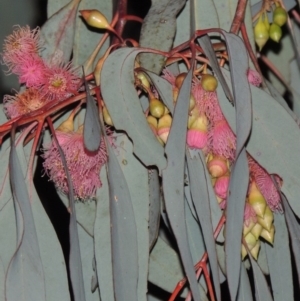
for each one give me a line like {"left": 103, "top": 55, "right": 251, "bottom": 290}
{"left": 192, "top": 82, "right": 223, "bottom": 122}
{"left": 214, "top": 176, "right": 230, "bottom": 199}
{"left": 41, "top": 61, "right": 80, "bottom": 100}
{"left": 247, "top": 69, "right": 262, "bottom": 87}
{"left": 43, "top": 130, "right": 107, "bottom": 199}
{"left": 186, "top": 129, "right": 208, "bottom": 149}
{"left": 162, "top": 68, "right": 176, "bottom": 86}
{"left": 12, "top": 55, "right": 46, "bottom": 87}
{"left": 248, "top": 157, "right": 282, "bottom": 212}
{"left": 1, "top": 25, "right": 41, "bottom": 70}
{"left": 208, "top": 119, "right": 236, "bottom": 160}
{"left": 244, "top": 202, "right": 257, "bottom": 226}
{"left": 3, "top": 88, "right": 49, "bottom": 119}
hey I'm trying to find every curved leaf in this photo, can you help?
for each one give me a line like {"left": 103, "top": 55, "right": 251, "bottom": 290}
{"left": 106, "top": 141, "right": 138, "bottom": 301}
{"left": 6, "top": 137, "right": 46, "bottom": 301}
{"left": 114, "top": 134, "right": 149, "bottom": 301}
{"left": 186, "top": 149, "right": 221, "bottom": 301}
{"left": 149, "top": 169, "right": 161, "bottom": 250}
{"left": 237, "top": 263, "right": 253, "bottom": 301}
{"left": 83, "top": 76, "right": 101, "bottom": 152}
{"left": 162, "top": 63, "right": 201, "bottom": 300}
{"left": 41, "top": 0, "right": 81, "bottom": 63}
{"left": 101, "top": 48, "right": 167, "bottom": 173}
{"left": 249, "top": 255, "right": 273, "bottom": 301}
{"left": 265, "top": 213, "right": 293, "bottom": 301}
{"left": 139, "top": 0, "right": 186, "bottom": 74}
{"left": 94, "top": 168, "right": 114, "bottom": 301}
{"left": 218, "top": 69, "right": 300, "bottom": 218}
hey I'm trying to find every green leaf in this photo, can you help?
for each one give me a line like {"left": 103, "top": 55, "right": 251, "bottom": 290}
{"left": 139, "top": 0, "right": 186, "bottom": 74}
{"left": 218, "top": 69, "right": 300, "bottom": 218}
{"left": 106, "top": 141, "right": 138, "bottom": 301}
{"left": 77, "top": 225, "right": 100, "bottom": 301}
{"left": 148, "top": 237, "right": 208, "bottom": 300}
{"left": 149, "top": 169, "right": 161, "bottom": 250}
{"left": 114, "top": 134, "right": 149, "bottom": 301}
{"left": 162, "top": 64, "right": 201, "bottom": 300}
{"left": 249, "top": 255, "right": 273, "bottom": 301}
{"left": 256, "top": 242, "right": 269, "bottom": 275}
{"left": 186, "top": 150, "right": 221, "bottom": 301}
{"left": 41, "top": 0, "right": 81, "bottom": 63}
{"left": 101, "top": 48, "right": 167, "bottom": 173}
{"left": 237, "top": 263, "right": 253, "bottom": 301}
{"left": 6, "top": 136, "right": 46, "bottom": 301}
{"left": 83, "top": 75, "right": 101, "bottom": 152}
{"left": 265, "top": 213, "right": 293, "bottom": 301}
{"left": 94, "top": 168, "right": 114, "bottom": 301}
{"left": 282, "top": 194, "right": 300, "bottom": 286}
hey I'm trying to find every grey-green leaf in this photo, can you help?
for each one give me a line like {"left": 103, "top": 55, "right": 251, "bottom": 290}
{"left": 101, "top": 48, "right": 166, "bottom": 173}
{"left": 265, "top": 213, "right": 293, "bottom": 301}
{"left": 186, "top": 150, "right": 220, "bottom": 301}
{"left": 83, "top": 76, "right": 101, "bottom": 152}
{"left": 94, "top": 168, "right": 114, "bottom": 301}
{"left": 237, "top": 263, "right": 253, "bottom": 301}
{"left": 139, "top": 0, "right": 186, "bottom": 74}
{"left": 41, "top": 0, "right": 81, "bottom": 63}
{"left": 162, "top": 65, "right": 201, "bottom": 300}
{"left": 114, "top": 134, "right": 149, "bottom": 301}
{"left": 6, "top": 138, "right": 46, "bottom": 301}
{"left": 106, "top": 141, "right": 138, "bottom": 301}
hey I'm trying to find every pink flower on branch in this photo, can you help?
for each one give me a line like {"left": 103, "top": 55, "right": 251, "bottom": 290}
{"left": 43, "top": 130, "right": 107, "bottom": 200}
{"left": 1, "top": 25, "right": 41, "bottom": 70}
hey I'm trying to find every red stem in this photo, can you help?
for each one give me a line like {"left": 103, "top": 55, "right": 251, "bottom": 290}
{"left": 230, "top": 0, "right": 249, "bottom": 34}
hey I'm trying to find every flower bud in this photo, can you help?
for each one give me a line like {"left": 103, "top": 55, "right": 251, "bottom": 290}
{"left": 149, "top": 98, "right": 165, "bottom": 118}
{"left": 187, "top": 107, "right": 200, "bottom": 129}
{"left": 243, "top": 219, "right": 255, "bottom": 236}
{"left": 214, "top": 175, "right": 230, "bottom": 199}
{"left": 251, "top": 223, "right": 263, "bottom": 240}
{"left": 263, "top": 12, "right": 270, "bottom": 31}
{"left": 273, "top": 7, "right": 288, "bottom": 27}
{"left": 250, "top": 240, "right": 260, "bottom": 260}
{"left": 186, "top": 114, "right": 208, "bottom": 149}
{"left": 260, "top": 225, "right": 275, "bottom": 244}
{"left": 269, "top": 23, "right": 282, "bottom": 42}
{"left": 56, "top": 113, "right": 74, "bottom": 132}
{"left": 103, "top": 105, "right": 113, "bottom": 126}
{"left": 136, "top": 72, "right": 150, "bottom": 89}
{"left": 201, "top": 74, "right": 218, "bottom": 92}
{"left": 80, "top": 9, "right": 110, "bottom": 29}
{"left": 254, "top": 15, "right": 269, "bottom": 50}
{"left": 248, "top": 182, "right": 267, "bottom": 218}
{"left": 157, "top": 114, "right": 172, "bottom": 144}
{"left": 257, "top": 206, "right": 273, "bottom": 231}
{"left": 147, "top": 115, "right": 157, "bottom": 135}
{"left": 244, "top": 232, "right": 257, "bottom": 251}
{"left": 175, "top": 73, "right": 187, "bottom": 89}
{"left": 207, "top": 155, "right": 229, "bottom": 178}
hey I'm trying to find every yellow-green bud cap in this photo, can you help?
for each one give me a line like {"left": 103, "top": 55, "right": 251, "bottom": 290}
{"left": 257, "top": 206, "right": 274, "bottom": 231}
{"left": 80, "top": 9, "right": 110, "bottom": 29}
{"left": 201, "top": 74, "right": 218, "bottom": 92}
{"left": 248, "top": 182, "right": 267, "bottom": 217}
{"left": 251, "top": 223, "right": 263, "bottom": 240}
{"left": 260, "top": 225, "right": 275, "bottom": 244}
{"left": 103, "top": 105, "right": 113, "bottom": 126}
{"left": 254, "top": 15, "right": 269, "bottom": 50}
{"left": 244, "top": 232, "right": 257, "bottom": 251}
{"left": 250, "top": 240, "right": 261, "bottom": 260}
{"left": 273, "top": 7, "right": 288, "bottom": 27}
{"left": 269, "top": 23, "right": 282, "bottom": 42}
{"left": 149, "top": 98, "right": 165, "bottom": 118}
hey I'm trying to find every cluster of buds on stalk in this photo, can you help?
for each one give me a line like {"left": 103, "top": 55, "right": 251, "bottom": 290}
{"left": 254, "top": 2, "right": 288, "bottom": 50}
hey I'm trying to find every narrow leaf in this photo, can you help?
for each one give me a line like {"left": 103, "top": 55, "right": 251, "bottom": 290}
{"left": 41, "top": 0, "right": 81, "bottom": 63}
{"left": 83, "top": 75, "right": 101, "bottom": 152}
{"left": 114, "top": 134, "right": 149, "bottom": 301}
{"left": 265, "top": 213, "right": 293, "bottom": 301}
{"left": 149, "top": 168, "right": 161, "bottom": 250}
{"left": 249, "top": 255, "right": 273, "bottom": 301}
{"left": 237, "top": 263, "right": 253, "bottom": 301}
{"left": 186, "top": 150, "right": 220, "bottom": 301}
{"left": 6, "top": 138, "right": 46, "bottom": 301}
{"left": 94, "top": 168, "right": 114, "bottom": 301}
{"left": 106, "top": 141, "right": 138, "bottom": 301}
{"left": 221, "top": 32, "right": 252, "bottom": 301}
{"left": 139, "top": 0, "right": 186, "bottom": 74}
{"left": 101, "top": 48, "right": 167, "bottom": 173}
{"left": 162, "top": 63, "right": 201, "bottom": 300}
{"left": 282, "top": 194, "right": 300, "bottom": 286}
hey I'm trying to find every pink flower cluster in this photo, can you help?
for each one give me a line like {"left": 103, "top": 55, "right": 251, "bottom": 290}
{"left": 43, "top": 130, "right": 107, "bottom": 200}
{"left": 1, "top": 26, "right": 80, "bottom": 119}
